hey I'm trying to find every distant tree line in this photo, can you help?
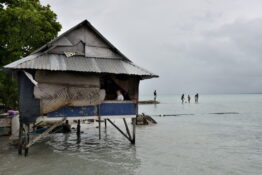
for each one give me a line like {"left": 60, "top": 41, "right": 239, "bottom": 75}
{"left": 0, "top": 0, "right": 61, "bottom": 109}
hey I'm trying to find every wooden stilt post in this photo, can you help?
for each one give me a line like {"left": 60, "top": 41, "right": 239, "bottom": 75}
{"left": 107, "top": 119, "right": 132, "bottom": 142}
{"left": 26, "top": 118, "right": 65, "bottom": 149}
{"left": 24, "top": 124, "right": 30, "bottom": 157}
{"left": 18, "top": 122, "right": 23, "bottom": 155}
{"left": 132, "top": 118, "right": 136, "bottom": 144}
{"left": 98, "top": 116, "right": 101, "bottom": 139}
{"left": 76, "top": 120, "right": 81, "bottom": 144}
{"left": 77, "top": 120, "right": 81, "bottom": 137}
{"left": 104, "top": 119, "right": 107, "bottom": 134}
{"left": 123, "top": 118, "right": 131, "bottom": 140}
{"left": 98, "top": 105, "right": 101, "bottom": 140}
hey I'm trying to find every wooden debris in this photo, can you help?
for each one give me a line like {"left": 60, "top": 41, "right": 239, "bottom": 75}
{"left": 26, "top": 118, "right": 66, "bottom": 148}
{"left": 136, "top": 113, "right": 157, "bottom": 125}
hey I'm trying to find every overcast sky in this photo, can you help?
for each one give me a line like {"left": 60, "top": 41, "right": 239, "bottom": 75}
{"left": 41, "top": 0, "right": 262, "bottom": 95}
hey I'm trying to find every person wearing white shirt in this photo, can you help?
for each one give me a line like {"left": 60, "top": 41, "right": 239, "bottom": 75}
{"left": 116, "top": 90, "right": 124, "bottom": 101}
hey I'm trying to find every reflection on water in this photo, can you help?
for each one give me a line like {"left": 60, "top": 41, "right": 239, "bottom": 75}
{"left": 0, "top": 94, "right": 262, "bottom": 175}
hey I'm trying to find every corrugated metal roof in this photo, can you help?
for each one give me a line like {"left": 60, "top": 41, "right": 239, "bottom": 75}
{"left": 4, "top": 54, "right": 157, "bottom": 78}
{"left": 4, "top": 20, "right": 158, "bottom": 79}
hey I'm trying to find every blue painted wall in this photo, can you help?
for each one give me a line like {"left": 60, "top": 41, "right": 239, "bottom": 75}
{"left": 19, "top": 71, "right": 40, "bottom": 124}
{"left": 48, "top": 102, "right": 137, "bottom": 118}
{"left": 100, "top": 103, "right": 136, "bottom": 116}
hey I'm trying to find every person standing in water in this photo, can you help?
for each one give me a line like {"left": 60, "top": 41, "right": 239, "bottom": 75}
{"left": 181, "top": 94, "right": 185, "bottom": 104}
{"left": 195, "top": 93, "right": 199, "bottom": 103}
{"left": 154, "top": 90, "right": 157, "bottom": 101}
{"left": 188, "top": 95, "right": 191, "bottom": 103}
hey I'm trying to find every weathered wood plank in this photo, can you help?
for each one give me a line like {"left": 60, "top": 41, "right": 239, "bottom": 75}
{"left": 26, "top": 118, "right": 66, "bottom": 148}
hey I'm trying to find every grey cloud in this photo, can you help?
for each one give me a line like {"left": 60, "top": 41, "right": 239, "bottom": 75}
{"left": 40, "top": 0, "right": 262, "bottom": 94}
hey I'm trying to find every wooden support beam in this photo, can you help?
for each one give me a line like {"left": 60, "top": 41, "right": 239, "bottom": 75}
{"left": 98, "top": 115, "right": 101, "bottom": 139}
{"left": 77, "top": 120, "right": 80, "bottom": 137}
{"left": 26, "top": 118, "right": 66, "bottom": 148}
{"left": 97, "top": 105, "right": 101, "bottom": 140}
{"left": 18, "top": 123, "right": 23, "bottom": 155}
{"left": 132, "top": 118, "right": 136, "bottom": 144}
{"left": 123, "top": 118, "right": 131, "bottom": 140}
{"left": 107, "top": 119, "right": 132, "bottom": 142}
{"left": 104, "top": 119, "right": 107, "bottom": 129}
{"left": 24, "top": 124, "right": 30, "bottom": 157}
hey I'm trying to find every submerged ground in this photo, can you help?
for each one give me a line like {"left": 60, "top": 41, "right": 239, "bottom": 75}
{"left": 0, "top": 94, "right": 262, "bottom": 175}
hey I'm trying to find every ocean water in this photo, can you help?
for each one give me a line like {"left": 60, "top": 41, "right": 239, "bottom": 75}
{"left": 0, "top": 94, "right": 262, "bottom": 175}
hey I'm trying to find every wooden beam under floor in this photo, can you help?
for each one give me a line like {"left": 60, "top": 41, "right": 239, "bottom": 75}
{"left": 107, "top": 118, "right": 135, "bottom": 144}
{"left": 26, "top": 118, "right": 66, "bottom": 149}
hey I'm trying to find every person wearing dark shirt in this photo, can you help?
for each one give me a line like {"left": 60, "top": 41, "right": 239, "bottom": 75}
{"left": 154, "top": 90, "right": 157, "bottom": 101}
{"left": 195, "top": 93, "right": 199, "bottom": 103}
{"left": 188, "top": 95, "right": 191, "bottom": 103}
{"left": 181, "top": 94, "right": 185, "bottom": 104}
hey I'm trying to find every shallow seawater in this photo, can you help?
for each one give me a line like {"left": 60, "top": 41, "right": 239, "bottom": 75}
{"left": 1, "top": 94, "right": 262, "bottom": 175}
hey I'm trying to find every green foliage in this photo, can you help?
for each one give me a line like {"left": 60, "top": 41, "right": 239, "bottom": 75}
{"left": 0, "top": 72, "right": 18, "bottom": 109}
{"left": 0, "top": 0, "right": 61, "bottom": 110}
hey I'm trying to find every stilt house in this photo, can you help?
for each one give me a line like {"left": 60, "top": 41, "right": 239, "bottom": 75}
{"left": 4, "top": 20, "right": 158, "bottom": 154}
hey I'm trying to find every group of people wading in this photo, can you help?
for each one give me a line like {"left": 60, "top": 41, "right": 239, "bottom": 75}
{"left": 152, "top": 90, "right": 199, "bottom": 104}
{"left": 181, "top": 93, "right": 199, "bottom": 104}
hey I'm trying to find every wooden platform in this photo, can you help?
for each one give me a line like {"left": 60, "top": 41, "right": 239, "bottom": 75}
{"left": 138, "top": 100, "right": 160, "bottom": 104}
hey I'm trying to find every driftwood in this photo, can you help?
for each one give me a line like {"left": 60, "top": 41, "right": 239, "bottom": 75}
{"left": 136, "top": 113, "right": 157, "bottom": 125}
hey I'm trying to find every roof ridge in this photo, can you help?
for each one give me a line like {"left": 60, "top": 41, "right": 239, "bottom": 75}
{"left": 37, "top": 53, "right": 130, "bottom": 61}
